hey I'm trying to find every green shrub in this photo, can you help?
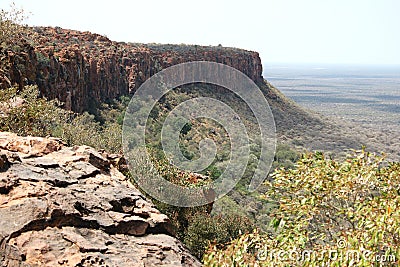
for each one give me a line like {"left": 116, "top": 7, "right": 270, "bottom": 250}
{"left": 0, "top": 2, "right": 29, "bottom": 47}
{"left": 185, "top": 213, "right": 255, "bottom": 260}
{"left": 204, "top": 149, "right": 400, "bottom": 266}
{"left": 36, "top": 51, "right": 50, "bottom": 67}
{"left": 0, "top": 85, "right": 124, "bottom": 154}
{"left": 180, "top": 121, "right": 192, "bottom": 135}
{"left": 202, "top": 165, "right": 222, "bottom": 180}
{"left": 0, "top": 85, "right": 67, "bottom": 136}
{"left": 56, "top": 112, "right": 123, "bottom": 153}
{"left": 272, "top": 143, "right": 300, "bottom": 170}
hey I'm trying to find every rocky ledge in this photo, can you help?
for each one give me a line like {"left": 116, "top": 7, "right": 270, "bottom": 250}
{"left": 0, "top": 132, "right": 200, "bottom": 267}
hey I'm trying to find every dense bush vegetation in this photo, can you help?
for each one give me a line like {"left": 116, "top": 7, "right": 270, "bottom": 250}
{"left": 0, "top": 2, "right": 28, "bottom": 47}
{"left": 3, "top": 84, "right": 398, "bottom": 265}
{"left": 0, "top": 85, "right": 65, "bottom": 136}
{"left": 204, "top": 150, "right": 400, "bottom": 266}
{"left": 185, "top": 214, "right": 254, "bottom": 259}
{"left": 0, "top": 84, "right": 259, "bottom": 259}
{"left": 272, "top": 143, "right": 300, "bottom": 170}
{"left": 0, "top": 85, "right": 123, "bottom": 153}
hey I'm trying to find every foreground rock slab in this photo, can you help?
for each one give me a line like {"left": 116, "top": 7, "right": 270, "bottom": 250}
{"left": 0, "top": 132, "right": 201, "bottom": 266}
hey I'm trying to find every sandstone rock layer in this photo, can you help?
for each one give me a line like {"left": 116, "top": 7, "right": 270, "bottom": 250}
{"left": 0, "top": 132, "right": 201, "bottom": 267}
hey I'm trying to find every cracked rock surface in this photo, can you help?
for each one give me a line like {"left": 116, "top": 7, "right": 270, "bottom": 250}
{"left": 0, "top": 132, "right": 201, "bottom": 267}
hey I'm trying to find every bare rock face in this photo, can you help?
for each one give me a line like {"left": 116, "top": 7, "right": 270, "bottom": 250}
{"left": 1, "top": 27, "right": 263, "bottom": 112}
{"left": 0, "top": 132, "right": 201, "bottom": 267}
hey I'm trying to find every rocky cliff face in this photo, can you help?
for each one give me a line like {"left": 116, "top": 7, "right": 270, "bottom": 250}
{"left": 0, "top": 132, "right": 201, "bottom": 266}
{"left": 1, "top": 27, "right": 263, "bottom": 112}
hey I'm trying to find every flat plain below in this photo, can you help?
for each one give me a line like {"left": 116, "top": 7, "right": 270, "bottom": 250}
{"left": 264, "top": 63, "right": 400, "bottom": 160}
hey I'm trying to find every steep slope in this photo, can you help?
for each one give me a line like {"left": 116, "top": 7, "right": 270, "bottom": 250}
{"left": 265, "top": 79, "right": 400, "bottom": 160}
{"left": 1, "top": 26, "right": 393, "bottom": 160}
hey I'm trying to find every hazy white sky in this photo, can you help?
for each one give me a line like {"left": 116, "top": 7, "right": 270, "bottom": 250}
{"left": 5, "top": 0, "right": 400, "bottom": 65}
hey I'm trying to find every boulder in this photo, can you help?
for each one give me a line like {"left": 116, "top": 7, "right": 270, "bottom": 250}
{"left": 0, "top": 132, "right": 201, "bottom": 266}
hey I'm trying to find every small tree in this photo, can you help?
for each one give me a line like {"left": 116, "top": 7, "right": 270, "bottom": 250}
{"left": 204, "top": 149, "right": 400, "bottom": 266}
{"left": 0, "top": 85, "right": 66, "bottom": 136}
{"left": 0, "top": 2, "right": 28, "bottom": 47}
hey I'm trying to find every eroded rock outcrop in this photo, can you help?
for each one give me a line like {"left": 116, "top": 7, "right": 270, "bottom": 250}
{"left": 0, "top": 132, "right": 201, "bottom": 266}
{"left": 1, "top": 27, "right": 263, "bottom": 112}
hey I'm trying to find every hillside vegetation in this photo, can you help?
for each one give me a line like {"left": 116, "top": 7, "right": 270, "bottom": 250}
{"left": 1, "top": 6, "right": 399, "bottom": 265}
{"left": 205, "top": 150, "right": 400, "bottom": 266}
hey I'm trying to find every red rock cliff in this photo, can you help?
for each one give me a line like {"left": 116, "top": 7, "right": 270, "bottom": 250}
{"left": 1, "top": 27, "right": 263, "bottom": 112}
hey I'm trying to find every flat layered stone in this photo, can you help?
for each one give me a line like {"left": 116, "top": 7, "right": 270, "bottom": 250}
{"left": 0, "top": 132, "right": 200, "bottom": 266}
